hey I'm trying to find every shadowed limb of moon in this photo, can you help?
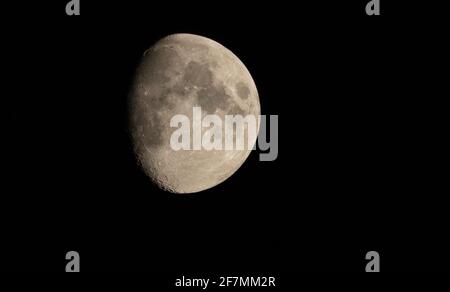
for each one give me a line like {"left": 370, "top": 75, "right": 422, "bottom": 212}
{"left": 129, "top": 33, "right": 260, "bottom": 193}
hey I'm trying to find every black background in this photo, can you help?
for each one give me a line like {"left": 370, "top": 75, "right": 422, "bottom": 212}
{"left": 2, "top": 0, "right": 448, "bottom": 274}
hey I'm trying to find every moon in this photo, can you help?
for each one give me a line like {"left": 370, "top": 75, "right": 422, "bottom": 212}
{"left": 129, "top": 33, "right": 260, "bottom": 193}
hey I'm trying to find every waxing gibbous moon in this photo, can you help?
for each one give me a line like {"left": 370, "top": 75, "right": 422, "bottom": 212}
{"left": 129, "top": 33, "right": 260, "bottom": 193}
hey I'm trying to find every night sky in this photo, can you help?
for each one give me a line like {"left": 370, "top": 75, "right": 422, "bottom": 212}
{"left": 2, "top": 0, "right": 448, "bottom": 275}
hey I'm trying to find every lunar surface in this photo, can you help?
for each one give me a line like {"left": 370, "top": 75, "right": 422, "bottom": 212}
{"left": 129, "top": 33, "right": 260, "bottom": 193}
